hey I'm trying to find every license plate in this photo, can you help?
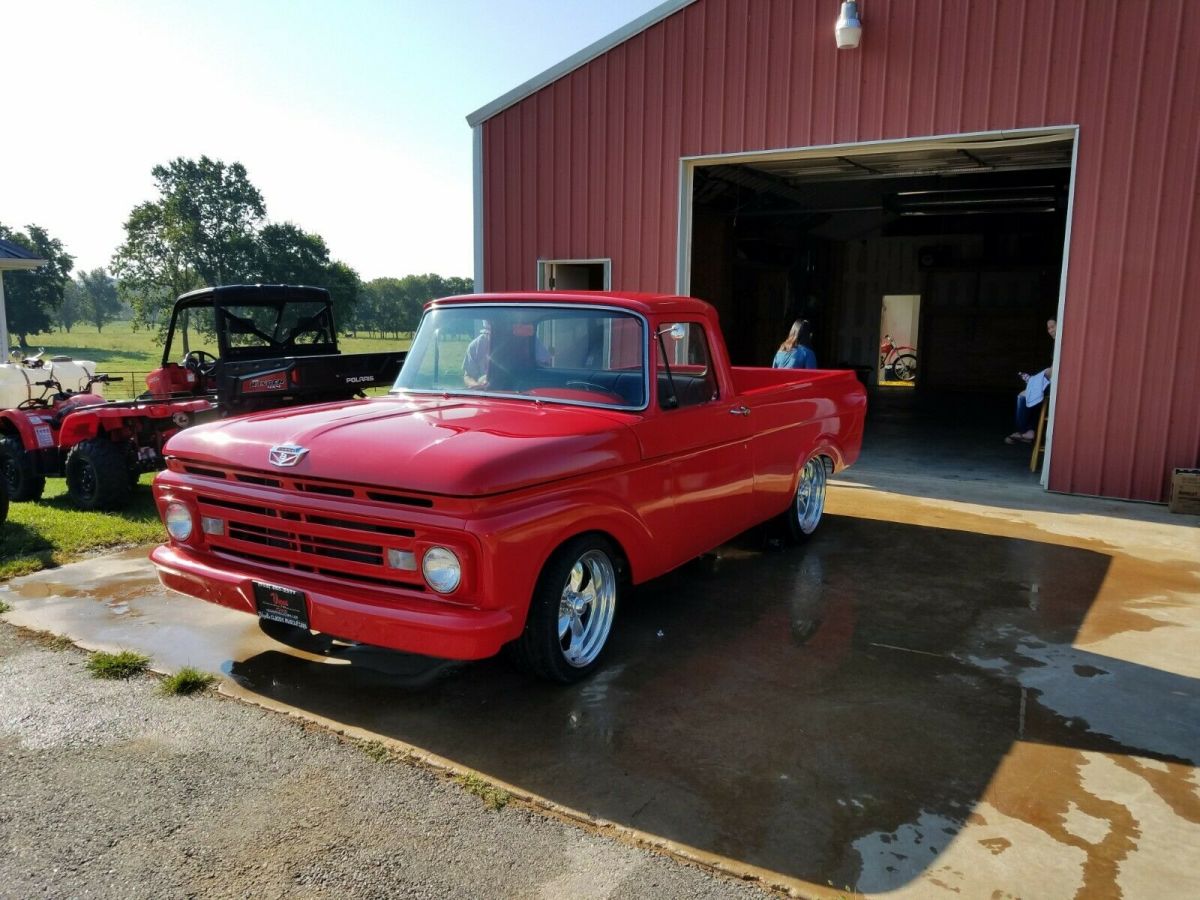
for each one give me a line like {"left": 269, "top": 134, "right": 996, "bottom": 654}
{"left": 253, "top": 581, "right": 309, "bottom": 629}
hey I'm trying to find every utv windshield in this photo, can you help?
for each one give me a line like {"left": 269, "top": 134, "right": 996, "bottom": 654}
{"left": 218, "top": 300, "right": 336, "bottom": 358}
{"left": 393, "top": 305, "right": 647, "bottom": 409}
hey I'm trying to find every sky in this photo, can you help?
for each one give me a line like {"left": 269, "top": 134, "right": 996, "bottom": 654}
{"left": 3, "top": 0, "right": 668, "bottom": 281}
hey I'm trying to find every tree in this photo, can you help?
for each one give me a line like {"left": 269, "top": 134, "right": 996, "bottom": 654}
{"left": 357, "top": 274, "right": 473, "bottom": 339}
{"left": 0, "top": 223, "right": 74, "bottom": 349}
{"left": 360, "top": 277, "right": 404, "bottom": 338}
{"left": 112, "top": 156, "right": 265, "bottom": 334}
{"left": 76, "top": 268, "right": 122, "bottom": 332}
{"left": 253, "top": 223, "right": 360, "bottom": 332}
{"left": 59, "top": 279, "right": 82, "bottom": 333}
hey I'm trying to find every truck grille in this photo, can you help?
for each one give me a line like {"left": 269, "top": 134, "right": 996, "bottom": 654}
{"left": 193, "top": 486, "right": 427, "bottom": 593}
{"left": 182, "top": 464, "right": 435, "bottom": 508}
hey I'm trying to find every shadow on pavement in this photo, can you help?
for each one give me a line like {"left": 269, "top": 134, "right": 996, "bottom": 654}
{"left": 227, "top": 514, "right": 1198, "bottom": 891}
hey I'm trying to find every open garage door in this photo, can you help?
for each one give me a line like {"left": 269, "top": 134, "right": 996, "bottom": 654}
{"left": 682, "top": 129, "right": 1075, "bottom": 491}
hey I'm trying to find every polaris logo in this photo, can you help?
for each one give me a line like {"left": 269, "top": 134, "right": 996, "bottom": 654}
{"left": 344, "top": 374, "right": 374, "bottom": 384}
{"left": 269, "top": 444, "right": 309, "bottom": 467}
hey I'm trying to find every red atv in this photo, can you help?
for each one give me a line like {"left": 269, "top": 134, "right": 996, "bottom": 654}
{"left": 0, "top": 369, "right": 128, "bottom": 506}
{"left": 0, "top": 284, "right": 404, "bottom": 511}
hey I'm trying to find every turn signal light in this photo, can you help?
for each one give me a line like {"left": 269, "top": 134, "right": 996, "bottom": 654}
{"left": 386, "top": 549, "right": 417, "bottom": 570}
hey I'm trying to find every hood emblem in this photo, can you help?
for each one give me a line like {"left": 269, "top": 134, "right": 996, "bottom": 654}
{"left": 269, "top": 443, "right": 309, "bottom": 467}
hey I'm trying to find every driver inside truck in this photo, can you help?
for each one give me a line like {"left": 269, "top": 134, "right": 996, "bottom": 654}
{"left": 463, "top": 320, "right": 551, "bottom": 389}
{"left": 463, "top": 321, "right": 492, "bottom": 389}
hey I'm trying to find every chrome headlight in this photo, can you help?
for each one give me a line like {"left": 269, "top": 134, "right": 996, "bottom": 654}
{"left": 164, "top": 501, "right": 194, "bottom": 541}
{"left": 422, "top": 547, "right": 461, "bottom": 593}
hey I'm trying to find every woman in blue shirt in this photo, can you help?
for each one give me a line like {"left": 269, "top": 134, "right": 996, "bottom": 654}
{"left": 772, "top": 319, "right": 817, "bottom": 369}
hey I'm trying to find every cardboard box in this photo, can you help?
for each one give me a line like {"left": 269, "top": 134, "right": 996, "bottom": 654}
{"left": 1168, "top": 468, "right": 1200, "bottom": 515}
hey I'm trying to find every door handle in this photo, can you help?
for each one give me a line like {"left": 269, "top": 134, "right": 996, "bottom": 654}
{"left": 729, "top": 405, "right": 751, "bottom": 417}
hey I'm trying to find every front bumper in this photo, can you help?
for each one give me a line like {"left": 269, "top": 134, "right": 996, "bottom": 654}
{"left": 150, "top": 543, "right": 516, "bottom": 660}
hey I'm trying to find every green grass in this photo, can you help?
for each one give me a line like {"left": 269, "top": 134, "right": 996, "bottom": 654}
{"left": 86, "top": 649, "right": 150, "bottom": 679}
{"left": 21, "top": 320, "right": 411, "bottom": 400}
{"left": 38, "top": 632, "right": 76, "bottom": 651}
{"left": 0, "top": 599, "right": 9, "bottom": 614}
{"left": 455, "top": 773, "right": 511, "bottom": 811}
{"left": 0, "top": 474, "right": 164, "bottom": 581}
{"left": 160, "top": 666, "right": 216, "bottom": 695}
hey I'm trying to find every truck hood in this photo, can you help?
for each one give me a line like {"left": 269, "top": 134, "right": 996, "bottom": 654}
{"left": 164, "top": 396, "right": 641, "bottom": 497}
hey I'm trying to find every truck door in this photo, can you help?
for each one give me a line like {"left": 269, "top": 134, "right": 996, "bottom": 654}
{"left": 632, "top": 321, "right": 756, "bottom": 566}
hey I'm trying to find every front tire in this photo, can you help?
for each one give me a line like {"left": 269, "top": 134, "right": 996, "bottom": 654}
{"left": 0, "top": 435, "right": 45, "bottom": 502}
{"left": 508, "top": 535, "right": 622, "bottom": 683}
{"left": 781, "top": 455, "right": 828, "bottom": 543}
{"left": 893, "top": 353, "right": 918, "bottom": 382}
{"left": 65, "top": 438, "right": 132, "bottom": 510}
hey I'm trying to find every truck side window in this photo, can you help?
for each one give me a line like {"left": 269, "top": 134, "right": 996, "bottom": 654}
{"left": 657, "top": 322, "right": 719, "bottom": 410}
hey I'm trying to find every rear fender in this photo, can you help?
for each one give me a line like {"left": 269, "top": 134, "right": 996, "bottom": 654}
{"left": 56, "top": 411, "right": 99, "bottom": 447}
{"left": 57, "top": 400, "right": 211, "bottom": 449}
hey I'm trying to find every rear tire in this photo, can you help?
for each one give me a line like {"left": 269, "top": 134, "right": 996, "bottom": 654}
{"left": 0, "top": 435, "right": 45, "bottom": 502}
{"left": 0, "top": 478, "right": 9, "bottom": 525}
{"left": 508, "top": 534, "right": 622, "bottom": 683}
{"left": 65, "top": 438, "right": 132, "bottom": 511}
{"left": 780, "top": 455, "right": 828, "bottom": 543}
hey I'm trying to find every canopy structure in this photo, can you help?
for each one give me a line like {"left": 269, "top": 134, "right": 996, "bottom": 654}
{"left": 0, "top": 237, "right": 48, "bottom": 362}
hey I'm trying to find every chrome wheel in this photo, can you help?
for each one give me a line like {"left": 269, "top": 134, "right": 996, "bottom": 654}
{"left": 794, "top": 456, "right": 827, "bottom": 535}
{"left": 557, "top": 549, "right": 617, "bottom": 668}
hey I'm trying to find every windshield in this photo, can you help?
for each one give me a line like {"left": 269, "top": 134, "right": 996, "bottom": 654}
{"left": 219, "top": 300, "right": 336, "bottom": 358}
{"left": 393, "top": 305, "right": 646, "bottom": 409}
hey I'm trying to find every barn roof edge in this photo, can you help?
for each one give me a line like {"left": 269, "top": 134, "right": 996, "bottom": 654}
{"left": 466, "top": 0, "right": 698, "bottom": 128}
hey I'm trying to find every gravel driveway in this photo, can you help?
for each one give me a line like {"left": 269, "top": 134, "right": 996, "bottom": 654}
{"left": 0, "top": 623, "right": 765, "bottom": 900}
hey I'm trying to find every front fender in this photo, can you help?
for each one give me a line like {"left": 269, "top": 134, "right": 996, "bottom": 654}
{"left": 465, "top": 485, "right": 659, "bottom": 638}
{"left": 0, "top": 412, "right": 42, "bottom": 449}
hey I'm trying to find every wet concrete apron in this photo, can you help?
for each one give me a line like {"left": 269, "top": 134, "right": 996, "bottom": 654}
{"left": 3, "top": 486, "right": 1198, "bottom": 898}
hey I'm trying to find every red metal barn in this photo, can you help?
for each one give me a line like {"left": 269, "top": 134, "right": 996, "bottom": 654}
{"left": 467, "top": 0, "right": 1200, "bottom": 503}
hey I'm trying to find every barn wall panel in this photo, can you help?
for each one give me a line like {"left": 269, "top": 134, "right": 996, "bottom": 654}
{"left": 480, "top": 0, "right": 1200, "bottom": 502}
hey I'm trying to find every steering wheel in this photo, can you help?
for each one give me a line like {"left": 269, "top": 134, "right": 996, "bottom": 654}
{"left": 183, "top": 350, "right": 218, "bottom": 376}
{"left": 565, "top": 381, "right": 613, "bottom": 394}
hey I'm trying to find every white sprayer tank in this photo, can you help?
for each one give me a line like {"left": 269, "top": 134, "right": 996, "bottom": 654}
{"left": 0, "top": 358, "right": 100, "bottom": 409}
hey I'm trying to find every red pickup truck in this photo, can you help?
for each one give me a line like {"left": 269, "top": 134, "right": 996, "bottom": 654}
{"left": 150, "top": 292, "right": 866, "bottom": 681}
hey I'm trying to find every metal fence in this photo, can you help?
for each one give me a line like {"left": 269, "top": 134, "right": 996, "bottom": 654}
{"left": 96, "top": 372, "right": 154, "bottom": 401}
{"left": 89, "top": 373, "right": 393, "bottom": 402}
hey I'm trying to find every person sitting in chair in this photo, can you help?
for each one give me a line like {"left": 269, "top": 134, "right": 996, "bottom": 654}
{"left": 1006, "top": 318, "right": 1057, "bottom": 444}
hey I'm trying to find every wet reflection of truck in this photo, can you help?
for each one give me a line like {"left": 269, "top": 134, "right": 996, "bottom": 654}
{"left": 150, "top": 292, "right": 866, "bottom": 682}
{"left": 0, "top": 285, "right": 405, "bottom": 510}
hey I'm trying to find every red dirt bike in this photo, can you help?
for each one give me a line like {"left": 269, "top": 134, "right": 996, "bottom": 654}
{"left": 879, "top": 334, "right": 918, "bottom": 382}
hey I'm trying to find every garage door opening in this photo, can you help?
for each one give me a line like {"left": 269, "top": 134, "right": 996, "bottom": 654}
{"left": 682, "top": 130, "right": 1075, "bottom": 490}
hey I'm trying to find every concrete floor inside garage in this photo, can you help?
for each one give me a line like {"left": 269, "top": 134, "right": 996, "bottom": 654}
{"left": 844, "top": 384, "right": 1053, "bottom": 499}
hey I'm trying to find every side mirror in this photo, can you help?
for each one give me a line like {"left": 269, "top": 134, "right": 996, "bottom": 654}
{"left": 657, "top": 324, "right": 687, "bottom": 341}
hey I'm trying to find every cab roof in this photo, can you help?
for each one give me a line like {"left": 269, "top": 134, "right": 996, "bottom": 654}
{"left": 429, "top": 291, "right": 716, "bottom": 319}
{"left": 174, "top": 284, "right": 331, "bottom": 310}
